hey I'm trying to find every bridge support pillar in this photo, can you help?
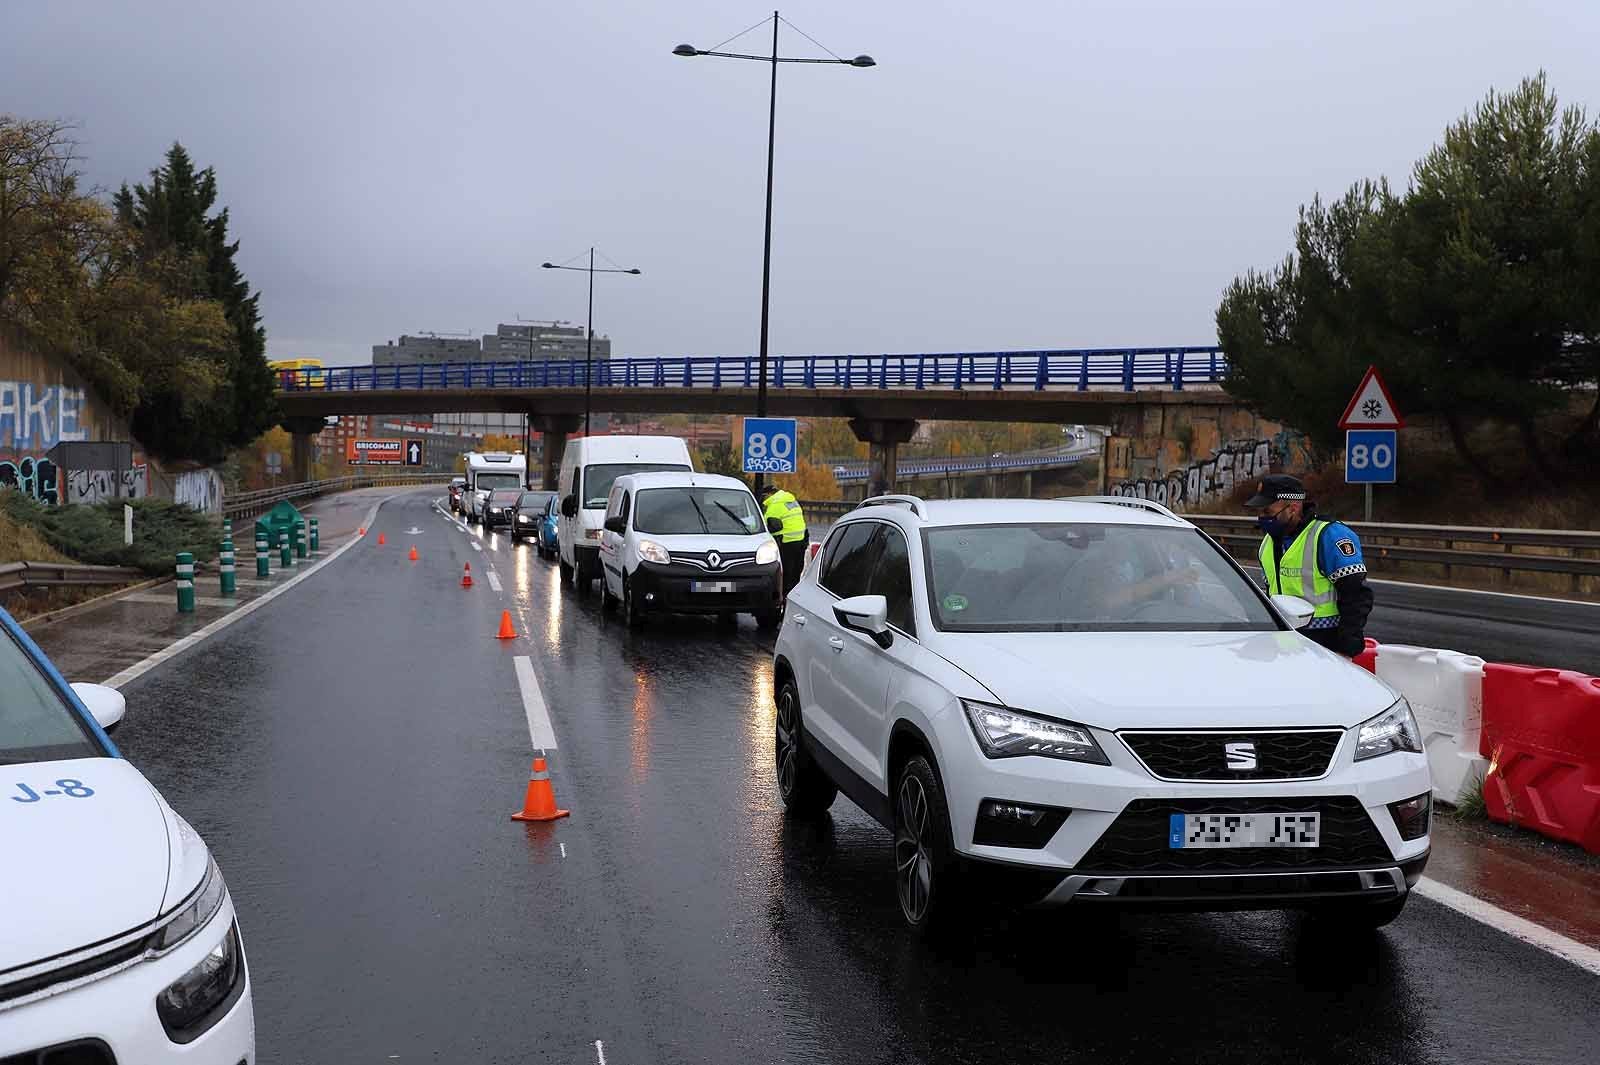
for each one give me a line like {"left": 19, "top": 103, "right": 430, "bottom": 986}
{"left": 282, "top": 417, "right": 324, "bottom": 483}
{"left": 849, "top": 418, "right": 917, "bottom": 496}
{"left": 530, "top": 414, "right": 582, "bottom": 491}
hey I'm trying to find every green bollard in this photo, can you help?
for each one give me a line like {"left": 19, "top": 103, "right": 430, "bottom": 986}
{"left": 279, "top": 530, "right": 293, "bottom": 568}
{"left": 294, "top": 520, "right": 307, "bottom": 559}
{"left": 223, "top": 518, "right": 233, "bottom": 540}
{"left": 255, "top": 536, "right": 270, "bottom": 578}
{"left": 175, "top": 552, "right": 195, "bottom": 613}
{"left": 309, "top": 516, "right": 320, "bottom": 552}
{"left": 219, "top": 539, "right": 236, "bottom": 596}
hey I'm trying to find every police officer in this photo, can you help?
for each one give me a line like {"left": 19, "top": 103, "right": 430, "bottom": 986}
{"left": 760, "top": 483, "right": 808, "bottom": 596}
{"left": 1244, "top": 474, "right": 1374, "bottom": 657}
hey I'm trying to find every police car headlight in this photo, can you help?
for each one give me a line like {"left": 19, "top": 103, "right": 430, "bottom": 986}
{"left": 756, "top": 540, "right": 780, "bottom": 565}
{"left": 155, "top": 922, "right": 244, "bottom": 1042}
{"left": 638, "top": 539, "right": 670, "bottom": 564}
{"left": 1354, "top": 697, "right": 1422, "bottom": 761}
{"left": 961, "top": 700, "right": 1109, "bottom": 764}
{"left": 151, "top": 856, "right": 227, "bottom": 953}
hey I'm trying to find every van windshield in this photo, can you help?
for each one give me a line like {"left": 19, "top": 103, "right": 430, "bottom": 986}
{"left": 582, "top": 463, "right": 690, "bottom": 508}
{"left": 633, "top": 487, "right": 763, "bottom": 535}
{"left": 475, "top": 472, "right": 522, "bottom": 493}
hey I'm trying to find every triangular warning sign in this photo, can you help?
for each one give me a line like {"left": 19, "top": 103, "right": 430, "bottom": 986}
{"left": 1338, "top": 366, "right": 1404, "bottom": 429}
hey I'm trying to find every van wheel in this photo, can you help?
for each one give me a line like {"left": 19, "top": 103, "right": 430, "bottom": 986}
{"left": 775, "top": 678, "right": 836, "bottom": 815}
{"left": 623, "top": 575, "right": 645, "bottom": 628}
{"left": 894, "top": 755, "right": 959, "bottom": 934}
{"left": 571, "top": 556, "right": 588, "bottom": 595}
{"left": 602, "top": 576, "right": 619, "bottom": 613}
{"left": 559, "top": 557, "right": 573, "bottom": 584}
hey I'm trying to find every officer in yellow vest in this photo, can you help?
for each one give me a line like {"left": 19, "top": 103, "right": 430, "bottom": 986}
{"left": 760, "top": 484, "right": 809, "bottom": 596}
{"left": 1245, "top": 474, "right": 1373, "bottom": 657}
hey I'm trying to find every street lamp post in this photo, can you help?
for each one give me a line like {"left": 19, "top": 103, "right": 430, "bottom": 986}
{"left": 541, "top": 250, "right": 641, "bottom": 439}
{"left": 674, "top": 11, "right": 874, "bottom": 490}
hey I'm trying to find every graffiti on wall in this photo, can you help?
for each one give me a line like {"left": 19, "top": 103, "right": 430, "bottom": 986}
{"left": 1111, "top": 438, "right": 1277, "bottom": 511}
{"left": 66, "top": 465, "right": 147, "bottom": 505}
{"left": 0, "top": 382, "right": 87, "bottom": 451}
{"left": 173, "top": 468, "right": 223, "bottom": 513}
{"left": 0, "top": 456, "right": 59, "bottom": 504}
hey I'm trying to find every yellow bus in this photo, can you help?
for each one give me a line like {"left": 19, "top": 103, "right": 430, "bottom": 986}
{"left": 269, "top": 358, "right": 326, "bottom": 389}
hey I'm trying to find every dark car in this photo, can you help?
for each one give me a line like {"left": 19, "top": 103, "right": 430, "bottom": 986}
{"left": 483, "top": 488, "right": 522, "bottom": 529}
{"left": 510, "top": 489, "right": 556, "bottom": 544}
{"left": 448, "top": 477, "right": 467, "bottom": 513}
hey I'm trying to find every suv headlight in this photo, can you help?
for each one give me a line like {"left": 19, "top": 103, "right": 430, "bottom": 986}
{"left": 1354, "top": 697, "right": 1423, "bottom": 761}
{"left": 638, "top": 539, "right": 670, "bottom": 564}
{"left": 961, "top": 700, "right": 1109, "bottom": 764}
{"left": 151, "top": 856, "right": 227, "bottom": 953}
{"left": 155, "top": 923, "right": 244, "bottom": 1042}
{"left": 756, "top": 540, "right": 780, "bottom": 565}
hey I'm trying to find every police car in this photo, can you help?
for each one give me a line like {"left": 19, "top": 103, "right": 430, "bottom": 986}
{"left": 0, "top": 608, "right": 254, "bottom": 1061}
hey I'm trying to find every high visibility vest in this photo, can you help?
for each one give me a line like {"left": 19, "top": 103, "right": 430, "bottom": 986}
{"left": 1258, "top": 519, "right": 1339, "bottom": 621}
{"left": 763, "top": 490, "right": 807, "bottom": 543}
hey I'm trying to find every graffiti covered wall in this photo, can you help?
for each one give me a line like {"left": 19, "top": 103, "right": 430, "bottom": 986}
{"left": 0, "top": 331, "right": 140, "bottom": 505}
{"left": 1103, "top": 401, "right": 1313, "bottom": 512}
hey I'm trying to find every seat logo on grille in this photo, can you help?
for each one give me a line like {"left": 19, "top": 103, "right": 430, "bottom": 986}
{"left": 707, "top": 551, "right": 723, "bottom": 569}
{"left": 1224, "top": 742, "right": 1258, "bottom": 770}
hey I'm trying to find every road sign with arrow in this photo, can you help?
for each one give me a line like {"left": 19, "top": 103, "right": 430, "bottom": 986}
{"left": 405, "top": 439, "right": 423, "bottom": 466}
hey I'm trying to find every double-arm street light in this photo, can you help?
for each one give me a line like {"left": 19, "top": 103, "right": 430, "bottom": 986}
{"left": 674, "top": 11, "right": 874, "bottom": 490}
{"left": 541, "top": 249, "right": 642, "bottom": 438}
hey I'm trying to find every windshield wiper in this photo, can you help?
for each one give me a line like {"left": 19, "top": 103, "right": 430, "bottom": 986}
{"left": 685, "top": 494, "right": 711, "bottom": 533}
{"left": 712, "top": 500, "right": 747, "bottom": 532}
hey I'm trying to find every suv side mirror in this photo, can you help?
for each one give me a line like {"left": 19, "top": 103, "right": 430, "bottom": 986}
{"left": 71, "top": 682, "right": 126, "bottom": 733}
{"left": 1270, "top": 594, "right": 1317, "bottom": 630}
{"left": 561, "top": 495, "right": 577, "bottom": 518}
{"left": 833, "top": 594, "right": 893, "bottom": 649}
{"left": 604, "top": 515, "right": 626, "bottom": 534}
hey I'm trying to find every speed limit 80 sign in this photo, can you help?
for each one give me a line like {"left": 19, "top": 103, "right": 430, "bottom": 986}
{"left": 1345, "top": 429, "right": 1397, "bottom": 484}
{"left": 742, "top": 417, "right": 798, "bottom": 474}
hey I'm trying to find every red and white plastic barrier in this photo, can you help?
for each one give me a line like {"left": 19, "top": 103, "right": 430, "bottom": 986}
{"left": 1480, "top": 666, "right": 1600, "bottom": 853}
{"left": 1374, "top": 644, "right": 1489, "bottom": 808}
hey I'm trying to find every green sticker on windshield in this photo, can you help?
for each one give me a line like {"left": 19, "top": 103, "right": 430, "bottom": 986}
{"left": 942, "top": 593, "right": 968, "bottom": 612}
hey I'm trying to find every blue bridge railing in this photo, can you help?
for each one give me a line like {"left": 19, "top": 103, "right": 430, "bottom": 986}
{"left": 276, "top": 346, "right": 1226, "bottom": 394}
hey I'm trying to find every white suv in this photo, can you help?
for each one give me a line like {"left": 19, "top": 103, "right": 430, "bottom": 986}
{"left": 598, "top": 472, "right": 784, "bottom": 629}
{"left": 772, "top": 495, "right": 1431, "bottom": 933}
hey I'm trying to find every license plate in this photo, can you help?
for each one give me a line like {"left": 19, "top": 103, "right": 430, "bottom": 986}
{"left": 1169, "top": 812, "right": 1320, "bottom": 849}
{"left": 691, "top": 581, "right": 736, "bottom": 593}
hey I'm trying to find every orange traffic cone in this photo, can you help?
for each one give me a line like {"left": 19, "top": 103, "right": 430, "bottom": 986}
{"left": 377, "top": 532, "right": 386, "bottom": 545}
{"left": 511, "top": 757, "right": 569, "bottom": 821}
{"left": 461, "top": 563, "right": 473, "bottom": 588}
{"left": 359, "top": 526, "right": 367, "bottom": 536}
{"left": 495, "top": 609, "right": 517, "bottom": 639}
{"left": 408, "top": 545, "right": 419, "bottom": 561}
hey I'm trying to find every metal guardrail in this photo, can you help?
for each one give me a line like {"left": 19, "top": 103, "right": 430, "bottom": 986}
{"left": 0, "top": 561, "right": 145, "bottom": 593}
{"left": 276, "top": 346, "right": 1227, "bottom": 395}
{"left": 223, "top": 472, "right": 448, "bottom": 520}
{"left": 798, "top": 502, "right": 1600, "bottom": 584}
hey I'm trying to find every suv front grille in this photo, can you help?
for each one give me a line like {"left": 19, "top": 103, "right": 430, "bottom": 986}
{"left": 1076, "top": 796, "right": 1392, "bottom": 873}
{"left": 1, "top": 1040, "right": 115, "bottom": 1065}
{"left": 1120, "top": 729, "right": 1343, "bottom": 782}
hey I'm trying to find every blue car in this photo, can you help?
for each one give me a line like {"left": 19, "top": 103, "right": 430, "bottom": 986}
{"left": 537, "top": 493, "right": 560, "bottom": 559}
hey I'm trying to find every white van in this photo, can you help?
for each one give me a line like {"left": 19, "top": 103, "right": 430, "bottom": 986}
{"left": 464, "top": 451, "right": 527, "bottom": 524}
{"left": 558, "top": 435, "right": 693, "bottom": 589}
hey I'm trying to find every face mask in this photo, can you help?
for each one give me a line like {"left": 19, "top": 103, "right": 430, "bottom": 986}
{"left": 1257, "top": 512, "right": 1291, "bottom": 535}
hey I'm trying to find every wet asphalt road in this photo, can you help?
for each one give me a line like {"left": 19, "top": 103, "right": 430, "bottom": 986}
{"left": 110, "top": 489, "right": 1599, "bottom": 1064}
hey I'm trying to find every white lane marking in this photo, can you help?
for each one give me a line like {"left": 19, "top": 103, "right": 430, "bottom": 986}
{"left": 103, "top": 493, "right": 396, "bottom": 690}
{"left": 559, "top": 842, "right": 566, "bottom": 859}
{"left": 1414, "top": 877, "right": 1600, "bottom": 977}
{"left": 594, "top": 1040, "right": 606, "bottom": 1065}
{"left": 513, "top": 655, "right": 557, "bottom": 750}
{"left": 471, "top": 541, "right": 482, "bottom": 552}
{"left": 486, "top": 570, "right": 503, "bottom": 592}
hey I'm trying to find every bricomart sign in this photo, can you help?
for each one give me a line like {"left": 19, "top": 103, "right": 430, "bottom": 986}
{"left": 346, "top": 439, "right": 405, "bottom": 465}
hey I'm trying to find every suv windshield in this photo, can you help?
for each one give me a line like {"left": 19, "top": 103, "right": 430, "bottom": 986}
{"left": 475, "top": 472, "right": 522, "bottom": 493}
{"left": 633, "top": 487, "right": 763, "bottom": 535}
{"left": 583, "top": 463, "right": 690, "bottom": 508}
{"left": 923, "top": 523, "right": 1278, "bottom": 633}
{"left": 1, "top": 628, "right": 101, "bottom": 765}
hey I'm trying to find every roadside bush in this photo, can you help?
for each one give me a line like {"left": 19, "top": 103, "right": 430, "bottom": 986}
{"left": 0, "top": 491, "right": 219, "bottom": 574}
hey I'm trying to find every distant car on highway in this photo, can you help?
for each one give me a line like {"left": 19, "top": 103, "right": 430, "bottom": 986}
{"left": 510, "top": 489, "right": 556, "bottom": 544}
{"left": 448, "top": 476, "right": 466, "bottom": 513}
{"left": 536, "top": 494, "right": 561, "bottom": 559}
{"left": 0, "top": 607, "right": 255, "bottom": 1060}
{"left": 483, "top": 489, "right": 521, "bottom": 530}
{"left": 771, "top": 494, "right": 1431, "bottom": 934}
{"left": 598, "top": 471, "right": 782, "bottom": 629}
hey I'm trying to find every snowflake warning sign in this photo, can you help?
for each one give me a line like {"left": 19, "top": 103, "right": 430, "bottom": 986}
{"left": 1338, "top": 366, "right": 1404, "bottom": 429}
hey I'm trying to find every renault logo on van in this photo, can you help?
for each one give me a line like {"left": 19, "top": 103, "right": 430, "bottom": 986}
{"left": 1225, "top": 742, "right": 1258, "bottom": 770}
{"left": 707, "top": 551, "right": 723, "bottom": 570}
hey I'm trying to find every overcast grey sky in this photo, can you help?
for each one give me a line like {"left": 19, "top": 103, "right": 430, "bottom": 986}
{"left": 4, "top": 1, "right": 1597, "bottom": 365}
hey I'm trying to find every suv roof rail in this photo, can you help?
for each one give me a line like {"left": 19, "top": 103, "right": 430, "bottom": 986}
{"left": 1058, "top": 494, "right": 1185, "bottom": 522}
{"left": 856, "top": 494, "right": 929, "bottom": 519}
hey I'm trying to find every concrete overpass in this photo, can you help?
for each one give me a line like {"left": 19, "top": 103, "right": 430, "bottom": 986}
{"left": 276, "top": 347, "right": 1233, "bottom": 490}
